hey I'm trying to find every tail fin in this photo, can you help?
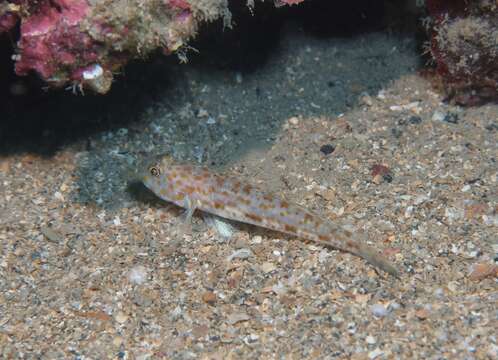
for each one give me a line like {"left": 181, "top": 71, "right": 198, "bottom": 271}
{"left": 356, "top": 242, "right": 400, "bottom": 278}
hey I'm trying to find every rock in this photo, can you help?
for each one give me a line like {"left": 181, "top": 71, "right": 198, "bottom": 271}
{"left": 202, "top": 291, "right": 217, "bottom": 305}
{"left": 288, "top": 117, "right": 300, "bottom": 126}
{"left": 370, "top": 304, "right": 389, "bottom": 318}
{"left": 114, "top": 311, "right": 128, "bottom": 324}
{"left": 409, "top": 115, "right": 422, "bottom": 124}
{"left": 226, "top": 312, "right": 251, "bottom": 325}
{"left": 261, "top": 262, "right": 277, "bottom": 273}
{"left": 366, "top": 335, "right": 377, "bottom": 344}
{"left": 128, "top": 265, "right": 148, "bottom": 285}
{"left": 227, "top": 248, "right": 253, "bottom": 261}
{"left": 320, "top": 144, "right": 335, "bottom": 155}
{"left": 368, "top": 348, "right": 384, "bottom": 359}
{"left": 415, "top": 308, "right": 430, "bottom": 320}
{"left": 468, "top": 263, "right": 498, "bottom": 281}
{"left": 432, "top": 110, "right": 446, "bottom": 122}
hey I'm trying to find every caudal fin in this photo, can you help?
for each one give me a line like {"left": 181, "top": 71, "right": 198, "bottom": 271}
{"left": 356, "top": 242, "right": 400, "bottom": 278}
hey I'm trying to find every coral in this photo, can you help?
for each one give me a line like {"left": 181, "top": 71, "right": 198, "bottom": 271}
{"left": 426, "top": 0, "right": 498, "bottom": 105}
{"left": 1, "top": 0, "right": 237, "bottom": 93}
{"left": 15, "top": 0, "right": 100, "bottom": 87}
{"left": 0, "top": 1, "right": 20, "bottom": 32}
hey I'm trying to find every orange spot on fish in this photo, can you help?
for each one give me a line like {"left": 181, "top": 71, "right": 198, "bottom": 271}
{"left": 245, "top": 212, "right": 262, "bottom": 223}
{"left": 343, "top": 229, "right": 352, "bottom": 238}
{"left": 280, "top": 200, "right": 289, "bottom": 208}
{"left": 214, "top": 202, "right": 225, "bottom": 210}
{"left": 318, "top": 234, "right": 329, "bottom": 242}
{"left": 183, "top": 186, "right": 196, "bottom": 194}
{"left": 259, "top": 202, "right": 271, "bottom": 211}
{"left": 238, "top": 196, "right": 251, "bottom": 205}
{"left": 243, "top": 184, "right": 253, "bottom": 194}
{"left": 263, "top": 193, "right": 273, "bottom": 202}
{"left": 284, "top": 224, "right": 297, "bottom": 233}
{"left": 346, "top": 240, "right": 358, "bottom": 249}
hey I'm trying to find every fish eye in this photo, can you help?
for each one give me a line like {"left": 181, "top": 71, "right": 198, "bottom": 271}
{"left": 149, "top": 166, "right": 161, "bottom": 177}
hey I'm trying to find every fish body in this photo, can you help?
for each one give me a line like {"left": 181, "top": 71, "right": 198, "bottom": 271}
{"left": 142, "top": 155, "right": 399, "bottom": 277}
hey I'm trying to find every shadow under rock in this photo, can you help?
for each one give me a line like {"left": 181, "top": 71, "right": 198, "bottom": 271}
{"left": 0, "top": 52, "right": 176, "bottom": 156}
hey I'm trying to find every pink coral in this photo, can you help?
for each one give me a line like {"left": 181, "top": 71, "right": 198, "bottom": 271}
{"left": 15, "top": 0, "right": 97, "bottom": 81}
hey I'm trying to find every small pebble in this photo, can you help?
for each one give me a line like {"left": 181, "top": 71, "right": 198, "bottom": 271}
{"left": 114, "top": 311, "right": 128, "bottom": 324}
{"left": 128, "top": 265, "right": 148, "bottom": 285}
{"left": 261, "top": 262, "right": 277, "bottom": 273}
{"left": 371, "top": 164, "right": 390, "bottom": 177}
{"left": 226, "top": 312, "right": 251, "bottom": 325}
{"left": 370, "top": 304, "right": 389, "bottom": 317}
{"left": 41, "top": 226, "right": 63, "bottom": 243}
{"left": 251, "top": 235, "right": 263, "bottom": 244}
{"left": 54, "top": 191, "right": 64, "bottom": 201}
{"left": 360, "top": 94, "right": 373, "bottom": 106}
{"left": 468, "top": 263, "right": 498, "bottom": 281}
{"left": 116, "top": 128, "right": 128, "bottom": 136}
{"left": 485, "top": 123, "right": 498, "bottom": 131}
{"left": 288, "top": 117, "right": 299, "bottom": 126}
{"left": 409, "top": 115, "right": 422, "bottom": 124}
{"left": 320, "top": 144, "right": 335, "bottom": 155}
{"left": 391, "top": 128, "right": 403, "bottom": 138}
{"left": 444, "top": 113, "right": 458, "bottom": 124}
{"left": 368, "top": 348, "right": 384, "bottom": 359}
{"left": 432, "top": 110, "right": 445, "bottom": 122}
{"left": 415, "top": 308, "right": 429, "bottom": 320}
{"left": 202, "top": 291, "right": 217, "bottom": 305}
{"left": 461, "top": 184, "right": 471, "bottom": 192}
{"left": 366, "top": 335, "right": 377, "bottom": 344}
{"left": 227, "top": 248, "right": 253, "bottom": 261}
{"left": 235, "top": 72, "right": 243, "bottom": 84}
{"left": 434, "top": 288, "right": 445, "bottom": 299}
{"left": 383, "top": 173, "right": 393, "bottom": 183}
{"left": 244, "top": 334, "right": 259, "bottom": 344}
{"left": 197, "top": 108, "right": 209, "bottom": 118}
{"left": 447, "top": 281, "right": 459, "bottom": 292}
